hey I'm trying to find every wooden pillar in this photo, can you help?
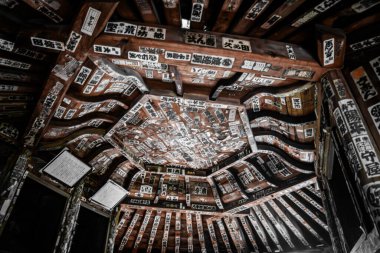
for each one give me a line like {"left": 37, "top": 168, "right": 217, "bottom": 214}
{"left": 0, "top": 150, "right": 31, "bottom": 233}
{"left": 53, "top": 180, "right": 84, "bottom": 253}
{"left": 105, "top": 210, "right": 119, "bottom": 253}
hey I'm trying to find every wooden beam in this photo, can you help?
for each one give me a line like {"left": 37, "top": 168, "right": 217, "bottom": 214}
{"left": 248, "top": 0, "right": 306, "bottom": 37}
{"left": 208, "top": 146, "right": 254, "bottom": 177}
{"left": 216, "top": 219, "right": 233, "bottom": 253}
{"left": 230, "top": 0, "right": 274, "bottom": 35}
{"left": 116, "top": 0, "right": 141, "bottom": 21}
{"left": 252, "top": 205, "right": 283, "bottom": 252}
{"left": 260, "top": 202, "right": 295, "bottom": 248}
{"left": 118, "top": 211, "right": 141, "bottom": 251}
{"left": 268, "top": 0, "right": 344, "bottom": 41}
{"left": 133, "top": 210, "right": 152, "bottom": 249}
{"left": 161, "top": 211, "right": 172, "bottom": 253}
{"left": 224, "top": 217, "right": 247, "bottom": 252}
{"left": 285, "top": 193, "right": 329, "bottom": 231}
{"left": 97, "top": 21, "right": 327, "bottom": 82}
{"left": 120, "top": 202, "right": 239, "bottom": 217}
{"left": 21, "top": 0, "right": 71, "bottom": 23}
{"left": 206, "top": 177, "right": 224, "bottom": 209}
{"left": 247, "top": 211, "right": 272, "bottom": 252}
{"left": 116, "top": 209, "right": 134, "bottom": 234}
{"left": 161, "top": 0, "right": 181, "bottom": 26}
{"left": 186, "top": 213, "right": 193, "bottom": 253}
{"left": 195, "top": 213, "right": 207, "bottom": 253}
{"left": 155, "top": 175, "right": 165, "bottom": 204}
{"left": 89, "top": 56, "right": 149, "bottom": 94}
{"left": 224, "top": 170, "right": 249, "bottom": 200}
{"left": 239, "top": 216, "right": 260, "bottom": 252}
{"left": 306, "top": 184, "right": 321, "bottom": 198}
{"left": 132, "top": 0, "right": 160, "bottom": 24}
{"left": 174, "top": 212, "right": 181, "bottom": 253}
{"left": 190, "top": 0, "right": 209, "bottom": 30}
{"left": 245, "top": 158, "right": 280, "bottom": 187}
{"left": 209, "top": 72, "right": 242, "bottom": 100}
{"left": 212, "top": 0, "right": 243, "bottom": 33}
{"left": 296, "top": 189, "right": 326, "bottom": 214}
{"left": 206, "top": 219, "right": 219, "bottom": 253}
{"left": 316, "top": 25, "right": 346, "bottom": 69}
{"left": 224, "top": 176, "right": 316, "bottom": 214}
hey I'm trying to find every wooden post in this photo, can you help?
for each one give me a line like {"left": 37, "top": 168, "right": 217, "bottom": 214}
{"left": 105, "top": 210, "right": 119, "bottom": 253}
{"left": 0, "top": 150, "right": 31, "bottom": 233}
{"left": 54, "top": 180, "right": 84, "bottom": 253}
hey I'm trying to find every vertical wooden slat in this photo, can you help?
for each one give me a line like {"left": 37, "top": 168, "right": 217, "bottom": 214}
{"left": 133, "top": 210, "right": 152, "bottom": 249}
{"left": 186, "top": 213, "right": 193, "bottom": 253}
{"left": 147, "top": 211, "right": 162, "bottom": 253}
{"left": 239, "top": 216, "right": 260, "bottom": 252}
{"left": 248, "top": 211, "right": 272, "bottom": 252}
{"left": 175, "top": 212, "right": 181, "bottom": 253}
{"left": 118, "top": 212, "right": 140, "bottom": 251}
{"left": 206, "top": 219, "right": 219, "bottom": 253}
{"left": 195, "top": 213, "right": 207, "bottom": 253}
{"left": 161, "top": 211, "right": 172, "bottom": 253}
{"left": 252, "top": 205, "right": 283, "bottom": 252}
{"left": 216, "top": 219, "right": 233, "bottom": 253}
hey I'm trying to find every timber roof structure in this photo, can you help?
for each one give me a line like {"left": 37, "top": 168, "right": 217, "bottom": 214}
{"left": 0, "top": 0, "right": 379, "bottom": 252}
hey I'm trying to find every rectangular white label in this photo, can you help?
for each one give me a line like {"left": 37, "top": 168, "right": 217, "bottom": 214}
{"left": 222, "top": 37, "right": 251, "bottom": 52}
{"left": 104, "top": 22, "right": 137, "bottom": 35}
{"left": 128, "top": 51, "right": 159, "bottom": 62}
{"left": 136, "top": 26, "right": 166, "bottom": 40}
{"left": 286, "top": 44, "right": 296, "bottom": 60}
{"left": 191, "top": 2, "right": 204, "bottom": 22}
{"left": 323, "top": 38, "right": 334, "bottom": 66}
{"left": 65, "top": 31, "right": 82, "bottom": 52}
{"left": 81, "top": 7, "right": 101, "bottom": 36}
{"left": 31, "top": 37, "right": 64, "bottom": 51}
{"left": 74, "top": 66, "right": 92, "bottom": 85}
{"left": 370, "top": 56, "right": 380, "bottom": 81}
{"left": 368, "top": 102, "right": 380, "bottom": 136}
{"left": 351, "top": 66, "right": 377, "bottom": 101}
{"left": 94, "top": 45, "right": 121, "bottom": 56}
{"left": 185, "top": 31, "right": 216, "bottom": 47}
{"left": 165, "top": 51, "right": 191, "bottom": 61}
{"left": 0, "top": 38, "right": 14, "bottom": 52}
{"left": 191, "top": 53, "right": 234, "bottom": 68}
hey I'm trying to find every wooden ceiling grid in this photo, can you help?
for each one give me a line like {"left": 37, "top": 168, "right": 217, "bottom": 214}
{"left": 0, "top": 0, "right": 379, "bottom": 252}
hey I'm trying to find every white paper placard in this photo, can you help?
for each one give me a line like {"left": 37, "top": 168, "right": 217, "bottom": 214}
{"left": 42, "top": 150, "right": 91, "bottom": 187}
{"left": 90, "top": 180, "right": 128, "bottom": 210}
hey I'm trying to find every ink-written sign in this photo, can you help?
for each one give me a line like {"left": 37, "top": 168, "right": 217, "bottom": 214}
{"left": 350, "top": 66, "right": 377, "bottom": 101}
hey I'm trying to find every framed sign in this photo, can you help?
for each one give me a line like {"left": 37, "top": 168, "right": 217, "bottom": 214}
{"left": 41, "top": 149, "right": 91, "bottom": 187}
{"left": 90, "top": 180, "right": 128, "bottom": 210}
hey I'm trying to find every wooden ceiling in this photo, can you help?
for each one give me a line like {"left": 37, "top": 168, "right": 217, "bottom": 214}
{"left": 0, "top": 0, "right": 379, "bottom": 252}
